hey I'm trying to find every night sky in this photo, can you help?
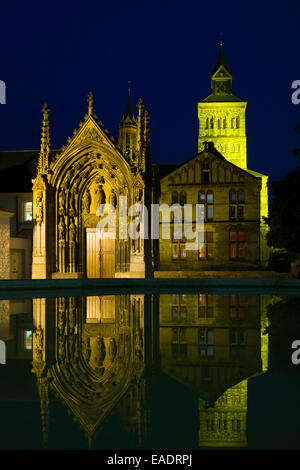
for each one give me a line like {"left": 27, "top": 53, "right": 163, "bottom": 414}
{"left": 0, "top": 0, "right": 299, "bottom": 182}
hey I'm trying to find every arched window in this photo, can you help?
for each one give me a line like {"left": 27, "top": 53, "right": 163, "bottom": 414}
{"left": 171, "top": 191, "right": 178, "bottom": 204}
{"left": 198, "top": 192, "right": 205, "bottom": 204}
{"left": 229, "top": 190, "right": 236, "bottom": 204}
{"left": 205, "top": 117, "right": 209, "bottom": 129}
{"left": 231, "top": 118, "right": 235, "bottom": 129}
{"left": 218, "top": 118, "right": 221, "bottom": 129}
{"left": 236, "top": 117, "right": 240, "bottom": 129}
{"left": 238, "top": 190, "right": 245, "bottom": 203}
{"left": 223, "top": 118, "right": 226, "bottom": 129}
{"left": 179, "top": 191, "right": 187, "bottom": 205}
{"left": 210, "top": 117, "right": 214, "bottom": 129}
{"left": 206, "top": 191, "right": 214, "bottom": 204}
{"left": 206, "top": 191, "right": 214, "bottom": 220}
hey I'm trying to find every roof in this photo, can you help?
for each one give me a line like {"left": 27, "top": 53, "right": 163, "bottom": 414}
{"left": 121, "top": 95, "right": 136, "bottom": 122}
{"left": 159, "top": 143, "right": 262, "bottom": 183}
{"left": 202, "top": 93, "right": 242, "bottom": 103}
{"left": 211, "top": 44, "right": 232, "bottom": 76}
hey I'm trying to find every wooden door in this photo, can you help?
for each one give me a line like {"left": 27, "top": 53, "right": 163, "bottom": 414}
{"left": 86, "top": 228, "right": 115, "bottom": 278}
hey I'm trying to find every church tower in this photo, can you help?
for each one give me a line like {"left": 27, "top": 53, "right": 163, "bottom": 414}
{"left": 118, "top": 92, "right": 137, "bottom": 162}
{"left": 198, "top": 43, "right": 248, "bottom": 169}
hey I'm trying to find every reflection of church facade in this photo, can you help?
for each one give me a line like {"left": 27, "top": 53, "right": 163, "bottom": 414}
{"left": 0, "top": 44, "right": 269, "bottom": 280}
{"left": 1, "top": 291, "right": 270, "bottom": 448}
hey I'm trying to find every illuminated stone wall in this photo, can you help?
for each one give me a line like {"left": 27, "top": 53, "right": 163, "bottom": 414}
{"left": 159, "top": 148, "right": 261, "bottom": 271}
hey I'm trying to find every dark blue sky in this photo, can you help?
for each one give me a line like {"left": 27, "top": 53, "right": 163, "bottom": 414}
{"left": 0, "top": 0, "right": 299, "bottom": 181}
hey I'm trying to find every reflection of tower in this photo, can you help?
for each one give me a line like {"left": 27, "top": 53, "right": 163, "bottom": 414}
{"left": 199, "top": 379, "right": 248, "bottom": 448}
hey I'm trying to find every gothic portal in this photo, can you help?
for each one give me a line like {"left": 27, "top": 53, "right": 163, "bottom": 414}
{"left": 32, "top": 94, "right": 151, "bottom": 279}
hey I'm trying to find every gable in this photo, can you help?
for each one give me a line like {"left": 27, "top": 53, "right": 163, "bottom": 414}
{"left": 212, "top": 65, "right": 232, "bottom": 80}
{"left": 160, "top": 149, "right": 260, "bottom": 187}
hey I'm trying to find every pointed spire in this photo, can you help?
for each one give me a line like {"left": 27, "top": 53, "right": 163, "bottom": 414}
{"left": 143, "top": 110, "right": 150, "bottom": 144}
{"left": 121, "top": 82, "right": 136, "bottom": 123}
{"left": 210, "top": 43, "right": 233, "bottom": 95}
{"left": 211, "top": 42, "right": 232, "bottom": 76}
{"left": 38, "top": 103, "right": 50, "bottom": 174}
{"left": 136, "top": 98, "right": 144, "bottom": 153}
{"left": 87, "top": 91, "right": 94, "bottom": 116}
{"left": 122, "top": 94, "right": 135, "bottom": 122}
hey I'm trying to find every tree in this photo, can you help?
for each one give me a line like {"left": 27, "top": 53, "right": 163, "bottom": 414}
{"left": 265, "top": 127, "right": 300, "bottom": 257}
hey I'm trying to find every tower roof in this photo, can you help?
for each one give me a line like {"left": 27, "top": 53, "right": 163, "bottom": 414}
{"left": 211, "top": 43, "right": 232, "bottom": 76}
{"left": 121, "top": 94, "right": 136, "bottom": 122}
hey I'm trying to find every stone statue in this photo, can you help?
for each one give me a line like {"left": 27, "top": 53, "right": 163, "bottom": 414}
{"left": 109, "top": 189, "right": 117, "bottom": 208}
{"left": 35, "top": 193, "right": 43, "bottom": 224}
{"left": 82, "top": 188, "right": 91, "bottom": 213}
{"left": 58, "top": 190, "right": 65, "bottom": 216}
{"left": 69, "top": 192, "right": 76, "bottom": 217}
{"left": 58, "top": 217, "right": 66, "bottom": 242}
{"left": 69, "top": 218, "right": 76, "bottom": 244}
{"left": 95, "top": 184, "right": 106, "bottom": 207}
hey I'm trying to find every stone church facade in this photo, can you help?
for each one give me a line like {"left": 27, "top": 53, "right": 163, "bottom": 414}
{"left": 0, "top": 44, "right": 269, "bottom": 279}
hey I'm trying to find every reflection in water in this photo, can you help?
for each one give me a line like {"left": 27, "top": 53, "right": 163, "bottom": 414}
{"left": 0, "top": 293, "right": 276, "bottom": 449}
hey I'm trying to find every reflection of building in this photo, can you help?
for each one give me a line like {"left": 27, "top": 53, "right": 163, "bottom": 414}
{"left": 0, "top": 292, "right": 271, "bottom": 449}
{"left": 159, "top": 293, "right": 269, "bottom": 448}
{"left": 0, "top": 44, "right": 270, "bottom": 280}
{"left": 31, "top": 295, "right": 148, "bottom": 447}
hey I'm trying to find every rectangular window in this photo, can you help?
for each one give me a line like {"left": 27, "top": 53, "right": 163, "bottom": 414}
{"left": 202, "top": 170, "right": 210, "bottom": 184}
{"left": 24, "top": 330, "right": 33, "bottom": 350}
{"left": 230, "top": 295, "right": 246, "bottom": 319}
{"left": 171, "top": 327, "right": 187, "bottom": 358}
{"left": 207, "top": 206, "right": 213, "bottom": 220}
{"left": 24, "top": 202, "right": 33, "bottom": 222}
{"left": 237, "top": 206, "right": 244, "bottom": 218}
{"left": 198, "top": 328, "right": 214, "bottom": 357}
{"left": 172, "top": 233, "right": 186, "bottom": 259}
{"left": 199, "top": 232, "right": 214, "bottom": 260}
{"left": 172, "top": 294, "right": 187, "bottom": 321}
{"left": 229, "top": 206, "right": 235, "bottom": 219}
{"left": 230, "top": 328, "right": 245, "bottom": 359}
{"left": 198, "top": 294, "right": 214, "bottom": 318}
{"left": 229, "top": 232, "right": 245, "bottom": 260}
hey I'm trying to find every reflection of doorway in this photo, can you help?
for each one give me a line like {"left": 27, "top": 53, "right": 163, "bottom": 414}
{"left": 86, "top": 228, "right": 115, "bottom": 278}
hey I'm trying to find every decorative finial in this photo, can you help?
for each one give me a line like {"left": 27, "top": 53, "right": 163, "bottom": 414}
{"left": 38, "top": 103, "right": 50, "bottom": 173}
{"left": 128, "top": 80, "right": 131, "bottom": 96}
{"left": 87, "top": 92, "right": 94, "bottom": 116}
